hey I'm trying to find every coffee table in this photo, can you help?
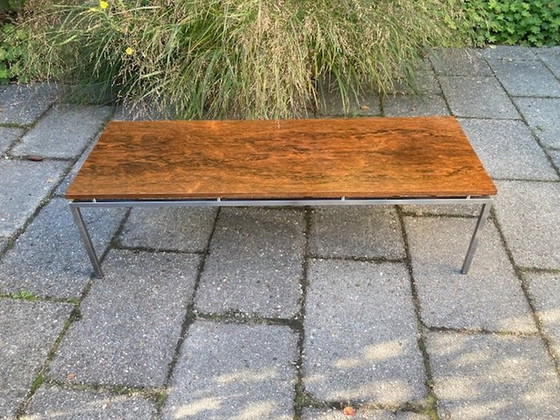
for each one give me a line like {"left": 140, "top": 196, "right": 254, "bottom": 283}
{"left": 66, "top": 116, "right": 497, "bottom": 278}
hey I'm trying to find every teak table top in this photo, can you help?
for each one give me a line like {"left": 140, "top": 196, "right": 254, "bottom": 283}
{"left": 65, "top": 117, "right": 497, "bottom": 201}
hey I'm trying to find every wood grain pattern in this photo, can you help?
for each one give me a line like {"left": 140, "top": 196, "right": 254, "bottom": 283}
{"left": 65, "top": 117, "right": 497, "bottom": 200}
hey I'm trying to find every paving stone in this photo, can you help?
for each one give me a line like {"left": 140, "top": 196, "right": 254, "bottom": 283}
{"left": 514, "top": 98, "right": 560, "bottom": 148}
{"left": 383, "top": 94, "right": 449, "bottom": 117}
{"left": 392, "top": 71, "right": 442, "bottom": 96}
{"left": 0, "top": 127, "right": 24, "bottom": 155}
{"left": 54, "top": 141, "right": 95, "bottom": 196}
{"left": 119, "top": 207, "right": 217, "bottom": 252}
{"left": 524, "top": 272, "right": 560, "bottom": 360}
{"left": 549, "top": 149, "right": 560, "bottom": 171}
{"left": 459, "top": 119, "right": 558, "bottom": 180}
{"left": 0, "top": 198, "right": 125, "bottom": 298}
{"left": 481, "top": 45, "right": 537, "bottom": 61}
{"left": 23, "top": 385, "right": 157, "bottom": 419}
{"left": 12, "top": 104, "right": 112, "bottom": 159}
{"left": 405, "top": 217, "right": 536, "bottom": 332}
{"left": 427, "top": 332, "right": 560, "bottom": 420}
{"left": 318, "top": 85, "right": 381, "bottom": 116}
{"left": 0, "top": 159, "right": 67, "bottom": 237}
{"left": 303, "top": 259, "right": 426, "bottom": 404}
{"left": 0, "top": 299, "right": 72, "bottom": 419}
{"left": 400, "top": 203, "right": 481, "bottom": 217}
{"left": 0, "top": 84, "right": 60, "bottom": 125}
{"left": 162, "top": 321, "right": 297, "bottom": 420}
{"left": 49, "top": 250, "right": 200, "bottom": 387}
{"left": 487, "top": 60, "right": 560, "bottom": 97}
{"left": 195, "top": 208, "right": 304, "bottom": 318}
{"left": 0, "top": 237, "right": 7, "bottom": 253}
{"left": 302, "top": 409, "right": 428, "bottom": 420}
{"left": 439, "top": 76, "right": 519, "bottom": 119}
{"left": 535, "top": 46, "right": 560, "bottom": 78}
{"left": 309, "top": 207, "right": 405, "bottom": 259}
{"left": 429, "top": 48, "right": 492, "bottom": 76}
{"left": 493, "top": 180, "right": 560, "bottom": 269}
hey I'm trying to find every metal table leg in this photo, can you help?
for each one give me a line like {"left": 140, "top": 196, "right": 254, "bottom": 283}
{"left": 70, "top": 204, "right": 104, "bottom": 279}
{"left": 461, "top": 203, "right": 491, "bottom": 274}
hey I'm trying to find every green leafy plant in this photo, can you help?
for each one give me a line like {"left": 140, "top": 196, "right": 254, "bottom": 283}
{"left": 0, "top": 22, "right": 28, "bottom": 83}
{"left": 465, "top": 0, "right": 560, "bottom": 46}
{"left": 22, "top": 0, "right": 468, "bottom": 119}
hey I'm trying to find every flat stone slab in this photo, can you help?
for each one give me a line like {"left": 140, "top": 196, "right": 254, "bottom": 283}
{"left": 0, "top": 299, "right": 72, "bottom": 419}
{"left": 549, "top": 149, "right": 560, "bottom": 171}
{"left": 405, "top": 217, "right": 536, "bottom": 333}
{"left": 317, "top": 86, "right": 381, "bottom": 117}
{"left": 430, "top": 48, "right": 492, "bottom": 76}
{"left": 0, "top": 127, "right": 24, "bottom": 155}
{"left": 302, "top": 408, "right": 429, "bottom": 420}
{"left": 459, "top": 119, "right": 557, "bottom": 180}
{"left": 119, "top": 207, "right": 217, "bottom": 252}
{"left": 513, "top": 98, "right": 560, "bottom": 149}
{"left": 195, "top": 208, "right": 304, "bottom": 318}
{"left": 493, "top": 180, "right": 560, "bottom": 269}
{"left": 303, "top": 259, "right": 426, "bottom": 404}
{"left": 524, "top": 272, "right": 560, "bottom": 360}
{"left": 24, "top": 385, "right": 157, "bottom": 419}
{"left": 49, "top": 250, "right": 200, "bottom": 388}
{"left": 0, "top": 84, "right": 59, "bottom": 125}
{"left": 55, "top": 141, "right": 95, "bottom": 196}
{"left": 481, "top": 46, "right": 537, "bottom": 61}
{"left": 439, "top": 76, "right": 519, "bottom": 119}
{"left": 0, "top": 159, "right": 67, "bottom": 237}
{"left": 0, "top": 198, "right": 125, "bottom": 298}
{"left": 427, "top": 332, "right": 560, "bottom": 419}
{"left": 536, "top": 47, "right": 560, "bottom": 78}
{"left": 309, "top": 207, "right": 405, "bottom": 260}
{"left": 400, "top": 203, "right": 480, "bottom": 217}
{"left": 392, "top": 71, "right": 442, "bottom": 95}
{"left": 162, "top": 321, "right": 298, "bottom": 420}
{"left": 487, "top": 59, "right": 560, "bottom": 97}
{"left": 383, "top": 94, "right": 449, "bottom": 117}
{"left": 12, "top": 104, "right": 112, "bottom": 159}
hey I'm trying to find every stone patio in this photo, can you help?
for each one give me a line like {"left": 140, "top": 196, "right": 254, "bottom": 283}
{"left": 0, "top": 46, "right": 559, "bottom": 419}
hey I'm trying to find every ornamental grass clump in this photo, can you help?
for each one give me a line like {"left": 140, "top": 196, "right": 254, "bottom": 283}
{"left": 23, "top": 0, "right": 467, "bottom": 119}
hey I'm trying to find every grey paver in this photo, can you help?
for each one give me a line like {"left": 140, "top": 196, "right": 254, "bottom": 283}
{"left": 392, "top": 71, "right": 442, "bottom": 95}
{"left": 11, "top": 104, "right": 112, "bottom": 159}
{"left": 383, "top": 94, "right": 449, "bottom": 117}
{"left": 0, "top": 83, "right": 60, "bottom": 125}
{"left": 54, "top": 140, "right": 95, "bottom": 196}
{"left": 536, "top": 47, "right": 560, "bottom": 78}
{"left": 0, "top": 299, "right": 72, "bottom": 419}
{"left": 524, "top": 272, "right": 560, "bottom": 360}
{"left": 303, "top": 409, "right": 428, "bottom": 420}
{"left": 487, "top": 59, "right": 560, "bottom": 97}
{"left": 23, "top": 385, "right": 157, "bottom": 420}
{"left": 549, "top": 149, "right": 560, "bottom": 170}
{"left": 119, "top": 207, "right": 217, "bottom": 252}
{"left": 481, "top": 46, "right": 537, "bottom": 61}
{"left": 405, "top": 217, "right": 536, "bottom": 332}
{"left": 427, "top": 332, "right": 560, "bottom": 420}
{"left": 0, "top": 237, "right": 7, "bottom": 253}
{"left": 459, "top": 118, "right": 557, "bottom": 180}
{"left": 0, "top": 127, "right": 24, "bottom": 155}
{"left": 318, "top": 85, "right": 381, "bottom": 116}
{"left": 195, "top": 208, "right": 304, "bottom": 318}
{"left": 303, "top": 259, "right": 426, "bottom": 404}
{"left": 430, "top": 48, "right": 492, "bottom": 76}
{"left": 439, "top": 76, "right": 519, "bottom": 119}
{"left": 0, "top": 159, "right": 67, "bottom": 237}
{"left": 49, "top": 250, "right": 200, "bottom": 387}
{"left": 163, "top": 321, "right": 297, "bottom": 420}
{"left": 400, "top": 203, "right": 480, "bottom": 217}
{"left": 0, "top": 198, "right": 125, "bottom": 298}
{"left": 514, "top": 97, "right": 560, "bottom": 148}
{"left": 493, "top": 180, "right": 560, "bottom": 269}
{"left": 309, "top": 207, "right": 405, "bottom": 259}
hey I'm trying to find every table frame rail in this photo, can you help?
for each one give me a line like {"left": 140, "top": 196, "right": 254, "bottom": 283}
{"left": 69, "top": 196, "right": 492, "bottom": 279}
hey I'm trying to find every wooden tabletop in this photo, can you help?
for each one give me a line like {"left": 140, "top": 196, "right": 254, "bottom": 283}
{"left": 65, "top": 117, "right": 497, "bottom": 201}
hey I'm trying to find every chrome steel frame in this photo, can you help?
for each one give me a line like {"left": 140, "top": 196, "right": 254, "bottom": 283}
{"left": 69, "top": 196, "right": 492, "bottom": 278}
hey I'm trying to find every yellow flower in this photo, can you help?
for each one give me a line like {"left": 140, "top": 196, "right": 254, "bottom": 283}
{"left": 125, "top": 47, "right": 135, "bottom": 55}
{"left": 99, "top": 1, "right": 109, "bottom": 9}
